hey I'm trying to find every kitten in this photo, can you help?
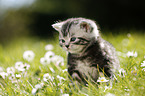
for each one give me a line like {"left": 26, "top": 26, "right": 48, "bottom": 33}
{"left": 52, "top": 18, "right": 119, "bottom": 85}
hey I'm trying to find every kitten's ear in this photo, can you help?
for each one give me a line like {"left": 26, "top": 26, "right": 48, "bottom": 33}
{"left": 52, "top": 22, "right": 63, "bottom": 32}
{"left": 80, "top": 21, "right": 91, "bottom": 32}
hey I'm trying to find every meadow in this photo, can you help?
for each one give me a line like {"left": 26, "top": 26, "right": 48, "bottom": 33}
{"left": 0, "top": 30, "right": 145, "bottom": 96}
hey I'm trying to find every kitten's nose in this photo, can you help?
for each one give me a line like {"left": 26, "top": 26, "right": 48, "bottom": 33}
{"left": 65, "top": 45, "right": 69, "bottom": 48}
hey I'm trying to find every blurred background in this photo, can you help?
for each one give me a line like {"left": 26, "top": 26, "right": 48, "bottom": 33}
{"left": 0, "top": 0, "right": 145, "bottom": 45}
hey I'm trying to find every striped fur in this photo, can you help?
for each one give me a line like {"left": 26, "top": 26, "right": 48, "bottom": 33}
{"left": 52, "top": 18, "right": 120, "bottom": 85}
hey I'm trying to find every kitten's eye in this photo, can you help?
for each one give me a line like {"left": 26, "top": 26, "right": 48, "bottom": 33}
{"left": 62, "top": 39, "right": 65, "bottom": 43}
{"left": 60, "top": 39, "right": 65, "bottom": 43}
{"left": 70, "top": 37, "right": 77, "bottom": 42}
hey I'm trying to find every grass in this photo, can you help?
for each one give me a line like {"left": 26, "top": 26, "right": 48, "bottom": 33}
{"left": 0, "top": 31, "right": 145, "bottom": 96}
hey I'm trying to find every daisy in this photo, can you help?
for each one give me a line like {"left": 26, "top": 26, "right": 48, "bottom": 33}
{"left": 141, "top": 61, "right": 145, "bottom": 67}
{"left": 23, "top": 63, "right": 30, "bottom": 70}
{"left": 32, "top": 88, "right": 37, "bottom": 95}
{"left": 104, "top": 86, "right": 111, "bottom": 92}
{"left": 51, "top": 55, "right": 64, "bottom": 62}
{"left": 15, "top": 74, "right": 21, "bottom": 79}
{"left": 15, "top": 61, "right": 23, "bottom": 69}
{"left": 142, "top": 68, "right": 145, "bottom": 71}
{"left": 97, "top": 77, "right": 109, "bottom": 82}
{"left": 0, "top": 72, "right": 8, "bottom": 79}
{"left": 51, "top": 55, "right": 64, "bottom": 65}
{"left": 62, "top": 69, "right": 68, "bottom": 73}
{"left": 127, "top": 33, "right": 131, "bottom": 37}
{"left": 44, "top": 51, "right": 55, "bottom": 58}
{"left": 118, "top": 68, "right": 126, "bottom": 77}
{"left": 23, "top": 50, "right": 35, "bottom": 62}
{"left": 8, "top": 74, "right": 15, "bottom": 81}
{"left": 57, "top": 75, "right": 66, "bottom": 85}
{"left": 15, "top": 61, "right": 25, "bottom": 72}
{"left": 7, "top": 67, "right": 15, "bottom": 74}
{"left": 45, "top": 44, "right": 54, "bottom": 51}
{"left": 35, "top": 83, "right": 44, "bottom": 89}
{"left": 126, "top": 51, "right": 137, "bottom": 57}
{"left": 57, "top": 75, "right": 65, "bottom": 81}
{"left": 43, "top": 73, "right": 54, "bottom": 82}
{"left": 40, "top": 57, "right": 51, "bottom": 65}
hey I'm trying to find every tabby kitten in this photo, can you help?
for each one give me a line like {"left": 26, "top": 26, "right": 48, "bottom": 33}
{"left": 52, "top": 18, "right": 119, "bottom": 84}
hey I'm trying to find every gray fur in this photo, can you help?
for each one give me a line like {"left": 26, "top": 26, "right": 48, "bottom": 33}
{"left": 52, "top": 18, "right": 120, "bottom": 85}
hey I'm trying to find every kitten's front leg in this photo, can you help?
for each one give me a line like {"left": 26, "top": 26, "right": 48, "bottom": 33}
{"left": 68, "top": 64, "right": 87, "bottom": 85}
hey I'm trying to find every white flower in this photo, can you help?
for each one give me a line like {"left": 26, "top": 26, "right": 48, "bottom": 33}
{"left": 51, "top": 55, "right": 64, "bottom": 65}
{"left": 141, "top": 61, "right": 145, "bottom": 67}
{"left": 57, "top": 75, "right": 66, "bottom": 85}
{"left": 15, "top": 61, "right": 25, "bottom": 71}
{"left": 23, "top": 63, "right": 30, "bottom": 70}
{"left": 105, "top": 93, "right": 115, "bottom": 96}
{"left": 104, "top": 85, "right": 112, "bottom": 92}
{"left": 15, "top": 61, "right": 23, "bottom": 69}
{"left": 62, "top": 94, "right": 69, "bottom": 96}
{"left": 57, "top": 75, "right": 65, "bottom": 81}
{"left": 126, "top": 51, "right": 137, "bottom": 57}
{"left": 97, "top": 77, "right": 109, "bottom": 82}
{"left": 15, "top": 62, "right": 30, "bottom": 72}
{"left": 40, "top": 57, "right": 51, "bottom": 65}
{"left": 124, "top": 88, "right": 130, "bottom": 91}
{"left": 40, "top": 82, "right": 44, "bottom": 86}
{"left": 16, "top": 74, "right": 21, "bottom": 79}
{"left": 43, "top": 73, "right": 54, "bottom": 82}
{"left": 44, "top": 51, "right": 55, "bottom": 58}
{"left": 62, "top": 69, "right": 68, "bottom": 73}
{"left": 141, "top": 61, "right": 145, "bottom": 71}
{"left": 50, "top": 67, "right": 55, "bottom": 73}
{"left": 127, "top": 33, "right": 131, "bottom": 37}
{"left": 142, "top": 68, "right": 145, "bottom": 71}
{"left": 45, "top": 44, "right": 54, "bottom": 50}
{"left": 35, "top": 84, "right": 41, "bottom": 89}
{"left": 51, "top": 55, "right": 64, "bottom": 62}
{"left": 23, "top": 50, "right": 35, "bottom": 62}
{"left": 104, "top": 86, "right": 109, "bottom": 92}
{"left": 0, "top": 72, "right": 8, "bottom": 79}
{"left": 32, "top": 88, "right": 37, "bottom": 95}
{"left": 35, "top": 83, "right": 43, "bottom": 89}
{"left": 7, "top": 67, "right": 15, "bottom": 74}
{"left": 118, "top": 68, "right": 126, "bottom": 77}
{"left": 8, "top": 74, "right": 15, "bottom": 80}
{"left": 32, "top": 83, "right": 44, "bottom": 95}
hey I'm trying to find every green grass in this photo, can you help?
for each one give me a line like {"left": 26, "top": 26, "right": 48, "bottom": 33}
{"left": 0, "top": 31, "right": 145, "bottom": 96}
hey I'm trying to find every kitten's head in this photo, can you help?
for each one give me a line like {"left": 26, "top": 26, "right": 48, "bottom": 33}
{"left": 52, "top": 18, "right": 99, "bottom": 54}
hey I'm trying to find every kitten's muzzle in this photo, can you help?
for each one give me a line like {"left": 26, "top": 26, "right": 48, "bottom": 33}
{"left": 65, "top": 45, "right": 69, "bottom": 48}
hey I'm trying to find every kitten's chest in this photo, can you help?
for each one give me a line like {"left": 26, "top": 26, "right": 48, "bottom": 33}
{"left": 76, "top": 59, "right": 90, "bottom": 67}
{"left": 75, "top": 59, "right": 93, "bottom": 72}
{"left": 75, "top": 59, "right": 98, "bottom": 80}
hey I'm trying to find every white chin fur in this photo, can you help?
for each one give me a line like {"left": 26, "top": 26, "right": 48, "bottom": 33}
{"left": 63, "top": 46, "right": 84, "bottom": 54}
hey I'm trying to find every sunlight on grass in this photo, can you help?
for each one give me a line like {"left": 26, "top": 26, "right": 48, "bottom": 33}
{"left": 0, "top": 31, "right": 145, "bottom": 96}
